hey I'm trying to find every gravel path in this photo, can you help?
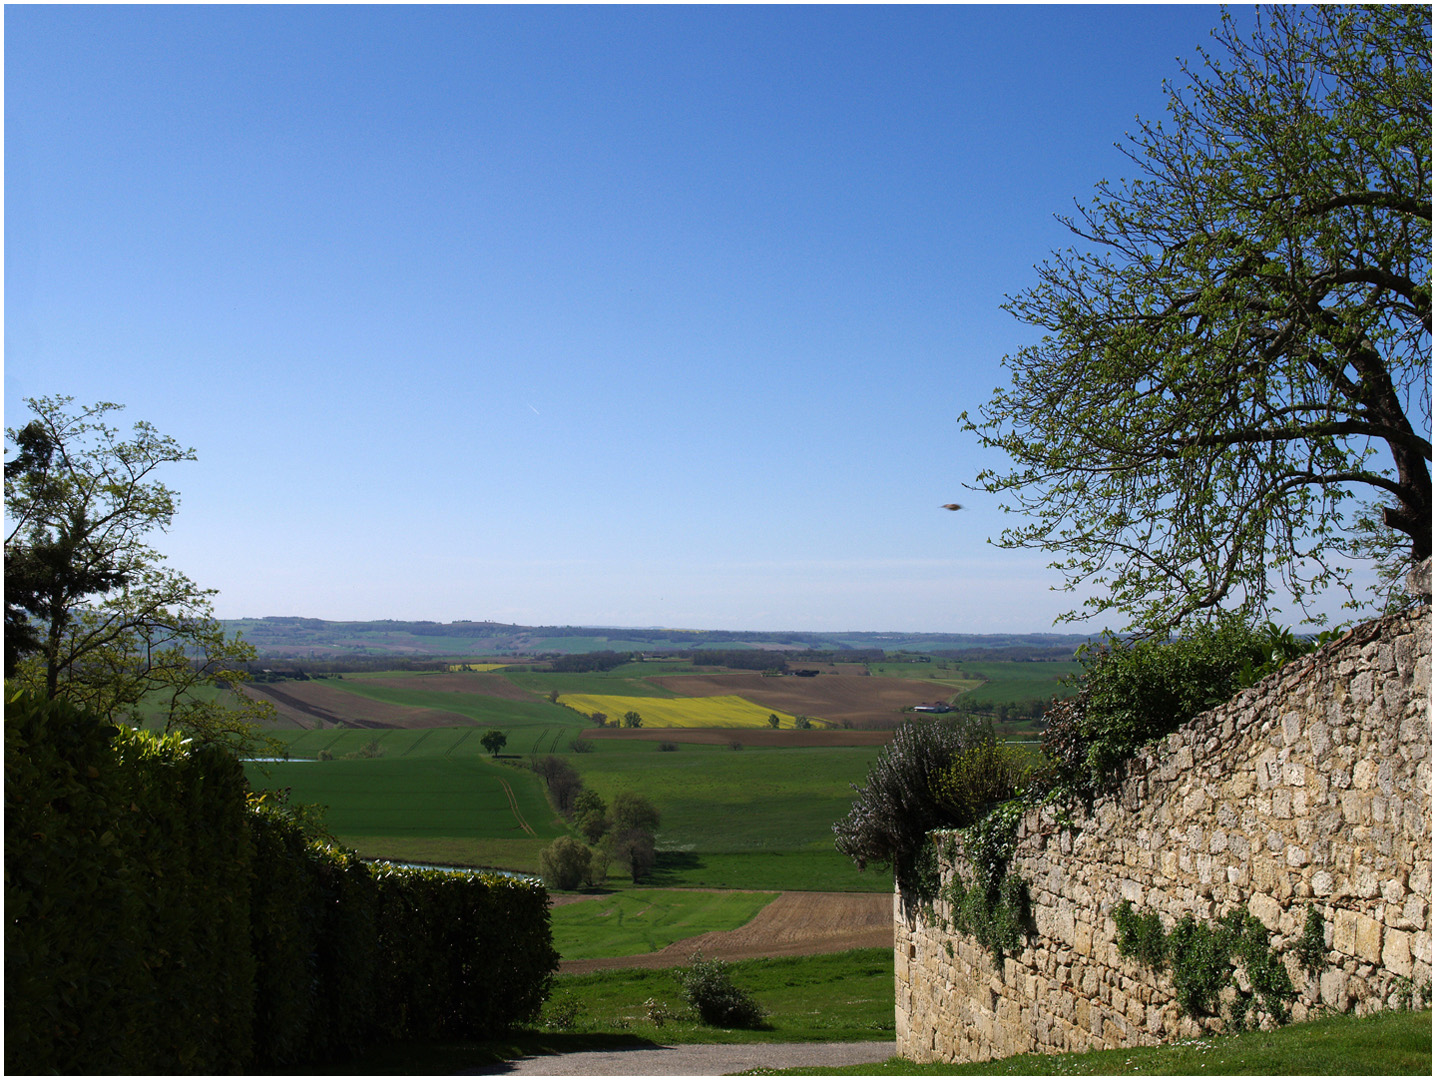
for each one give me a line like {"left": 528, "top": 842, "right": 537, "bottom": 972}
{"left": 464, "top": 1040, "right": 897, "bottom": 1075}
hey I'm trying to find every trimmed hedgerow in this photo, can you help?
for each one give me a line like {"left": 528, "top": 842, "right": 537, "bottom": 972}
{"left": 5, "top": 690, "right": 256, "bottom": 1072}
{"left": 5, "top": 687, "right": 558, "bottom": 1074}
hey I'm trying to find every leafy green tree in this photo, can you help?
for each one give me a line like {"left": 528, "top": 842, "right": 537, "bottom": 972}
{"left": 608, "top": 828, "right": 656, "bottom": 885}
{"left": 606, "top": 790, "right": 661, "bottom": 883}
{"left": 4, "top": 397, "right": 273, "bottom": 749}
{"left": 622, "top": 710, "right": 643, "bottom": 729}
{"left": 572, "top": 788, "right": 607, "bottom": 844}
{"left": 767, "top": 713, "right": 780, "bottom": 729}
{"left": 963, "top": 6, "right": 1431, "bottom": 635}
{"left": 538, "top": 836, "right": 592, "bottom": 892}
{"left": 480, "top": 729, "right": 508, "bottom": 756}
{"left": 609, "top": 790, "right": 660, "bottom": 836}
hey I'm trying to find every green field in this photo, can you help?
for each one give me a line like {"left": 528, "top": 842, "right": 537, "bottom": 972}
{"left": 241, "top": 657, "right": 1062, "bottom": 890}
{"left": 550, "top": 889, "right": 778, "bottom": 960}
{"left": 950, "top": 660, "right": 1082, "bottom": 705}
{"left": 242, "top": 754, "right": 565, "bottom": 846}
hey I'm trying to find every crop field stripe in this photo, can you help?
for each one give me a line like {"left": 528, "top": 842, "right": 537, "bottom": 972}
{"left": 445, "top": 728, "right": 476, "bottom": 757}
{"left": 529, "top": 727, "right": 550, "bottom": 753}
{"left": 403, "top": 729, "right": 434, "bottom": 757}
{"left": 495, "top": 773, "right": 537, "bottom": 836}
{"left": 548, "top": 729, "right": 563, "bottom": 753}
{"left": 559, "top": 693, "right": 801, "bottom": 729}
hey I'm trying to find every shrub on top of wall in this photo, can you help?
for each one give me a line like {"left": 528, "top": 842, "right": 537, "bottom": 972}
{"left": 834, "top": 715, "right": 997, "bottom": 894}
{"left": 1038, "top": 617, "right": 1305, "bottom": 795}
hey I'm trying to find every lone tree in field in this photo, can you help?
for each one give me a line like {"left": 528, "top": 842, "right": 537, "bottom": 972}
{"left": 480, "top": 729, "right": 508, "bottom": 756}
{"left": 622, "top": 710, "right": 643, "bottom": 729}
{"left": 963, "top": 6, "right": 1431, "bottom": 634}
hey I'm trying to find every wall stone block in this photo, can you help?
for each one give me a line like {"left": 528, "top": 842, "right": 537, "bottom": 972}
{"left": 896, "top": 606, "right": 1431, "bottom": 1063}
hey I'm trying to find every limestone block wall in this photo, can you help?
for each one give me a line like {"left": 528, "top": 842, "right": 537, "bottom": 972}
{"left": 895, "top": 604, "right": 1431, "bottom": 1064}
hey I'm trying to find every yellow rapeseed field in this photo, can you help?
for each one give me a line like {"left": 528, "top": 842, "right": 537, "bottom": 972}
{"left": 558, "top": 694, "right": 800, "bottom": 729}
{"left": 447, "top": 663, "right": 508, "bottom": 672}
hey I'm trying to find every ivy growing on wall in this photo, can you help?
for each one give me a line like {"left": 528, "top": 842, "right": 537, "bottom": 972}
{"left": 1113, "top": 900, "right": 1315, "bottom": 1030}
{"left": 935, "top": 801, "right": 1031, "bottom": 962}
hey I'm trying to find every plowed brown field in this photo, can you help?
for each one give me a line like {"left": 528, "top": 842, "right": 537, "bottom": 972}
{"left": 243, "top": 682, "right": 475, "bottom": 729}
{"left": 649, "top": 672, "right": 949, "bottom": 728}
{"left": 557, "top": 890, "right": 892, "bottom": 974}
{"left": 356, "top": 671, "right": 540, "bottom": 701}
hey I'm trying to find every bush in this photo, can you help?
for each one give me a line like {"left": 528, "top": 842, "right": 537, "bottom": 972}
{"left": 833, "top": 715, "right": 996, "bottom": 890}
{"left": 931, "top": 739, "right": 1034, "bottom": 828}
{"left": 1040, "top": 617, "right": 1298, "bottom": 793}
{"left": 5, "top": 688, "right": 559, "bottom": 1073}
{"left": 674, "top": 954, "right": 767, "bottom": 1028}
{"left": 539, "top": 836, "right": 592, "bottom": 891}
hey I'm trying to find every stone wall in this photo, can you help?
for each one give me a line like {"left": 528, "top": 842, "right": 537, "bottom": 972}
{"left": 895, "top": 604, "right": 1431, "bottom": 1064}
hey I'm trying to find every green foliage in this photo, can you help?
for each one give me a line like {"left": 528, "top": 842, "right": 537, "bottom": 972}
{"left": 1040, "top": 616, "right": 1283, "bottom": 794}
{"left": 481, "top": 728, "right": 508, "bottom": 755}
{"left": 622, "top": 709, "right": 643, "bottom": 728}
{"left": 1113, "top": 898, "right": 1169, "bottom": 970}
{"left": 833, "top": 715, "right": 996, "bottom": 891}
{"left": 4, "top": 397, "right": 275, "bottom": 751}
{"left": 674, "top": 953, "right": 768, "bottom": 1029}
{"left": 931, "top": 741, "right": 1033, "bottom": 828}
{"left": 962, "top": 6, "right": 1432, "bottom": 635}
{"left": 539, "top": 836, "right": 593, "bottom": 891}
{"left": 572, "top": 788, "right": 608, "bottom": 844}
{"left": 6, "top": 688, "right": 254, "bottom": 1073}
{"left": 5, "top": 688, "right": 559, "bottom": 1073}
{"left": 1112, "top": 900, "right": 1296, "bottom": 1030}
{"left": 1296, "top": 905, "right": 1328, "bottom": 977}
{"left": 939, "top": 801, "right": 1030, "bottom": 960}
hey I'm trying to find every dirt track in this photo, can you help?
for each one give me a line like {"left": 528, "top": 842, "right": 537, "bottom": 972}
{"left": 557, "top": 890, "right": 892, "bottom": 974}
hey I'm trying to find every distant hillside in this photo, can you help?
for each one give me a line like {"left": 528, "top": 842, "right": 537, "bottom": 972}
{"left": 222, "top": 617, "right": 1089, "bottom": 660}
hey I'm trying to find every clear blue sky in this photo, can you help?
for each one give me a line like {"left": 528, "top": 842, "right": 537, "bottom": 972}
{"left": 8, "top": 4, "right": 1294, "bottom": 633}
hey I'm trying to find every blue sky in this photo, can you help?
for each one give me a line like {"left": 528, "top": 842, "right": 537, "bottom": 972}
{"left": 6, "top": 4, "right": 1290, "bottom": 633}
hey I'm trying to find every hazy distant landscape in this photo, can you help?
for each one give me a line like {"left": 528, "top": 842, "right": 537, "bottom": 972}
{"left": 223, "top": 615, "right": 1091, "bottom": 659}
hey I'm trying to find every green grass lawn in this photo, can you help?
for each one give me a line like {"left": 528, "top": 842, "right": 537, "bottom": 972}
{"left": 643, "top": 850, "right": 892, "bottom": 893}
{"left": 549, "top": 889, "right": 778, "bottom": 960}
{"left": 759, "top": 1007, "right": 1433, "bottom": 1075}
{"left": 250, "top": 725, "right": 891, "bottom": 890}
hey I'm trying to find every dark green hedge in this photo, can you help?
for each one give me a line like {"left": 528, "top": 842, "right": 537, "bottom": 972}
{"left": 5, "top": 689, "right": 558, "bottom": 1074}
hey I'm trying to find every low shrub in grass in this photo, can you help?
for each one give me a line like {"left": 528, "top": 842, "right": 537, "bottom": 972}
{"left": 674, "top": 953, "right": 768, "bottom": 1028}
{"left": 539, "top": 836, "right": 593, "bottom": 891}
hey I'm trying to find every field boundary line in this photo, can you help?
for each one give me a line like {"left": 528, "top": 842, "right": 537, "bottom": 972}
{"left": 496, "top": 774, "right": 537, "bottom": 836}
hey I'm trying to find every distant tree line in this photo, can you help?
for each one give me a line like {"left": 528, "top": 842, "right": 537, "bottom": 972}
{"left": 547, "top": 650, "right": 631, "bottom": 673}
{"left": 530, "top": 755, "right": 662, "bottom": 888}
{"left": 690, "top": 650, "right": 787, "bottom": 671}
{"left": 932, "top": 645, "right": 1084, "bottom": 663}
